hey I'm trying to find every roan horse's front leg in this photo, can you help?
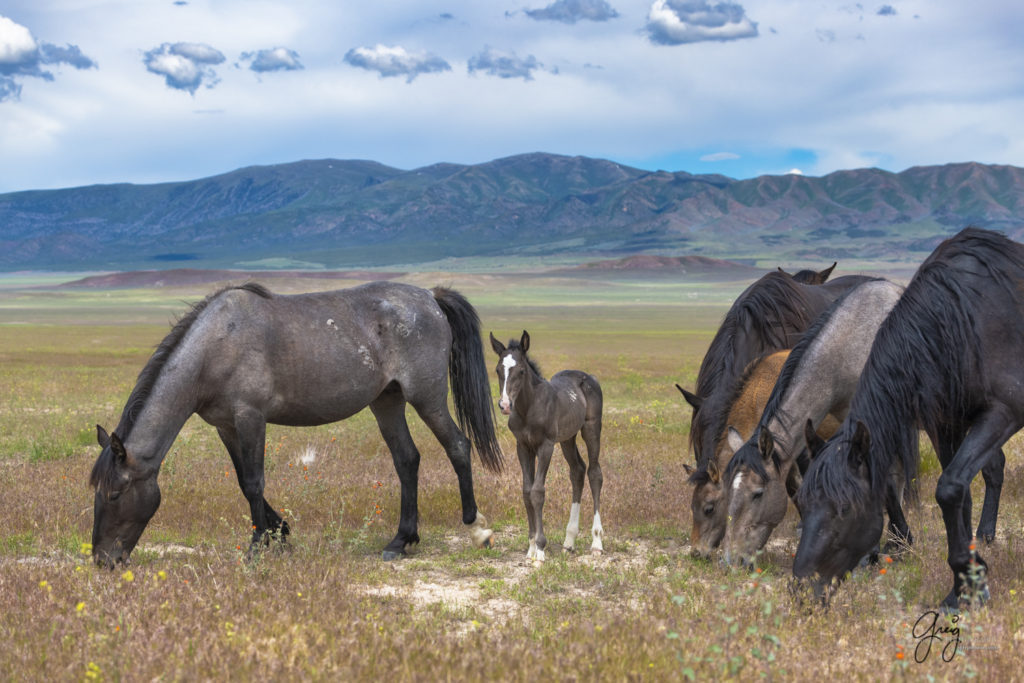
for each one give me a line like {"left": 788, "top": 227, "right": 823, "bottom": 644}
{"left": 218, "top": 419, "right": 289, "bottom": 554}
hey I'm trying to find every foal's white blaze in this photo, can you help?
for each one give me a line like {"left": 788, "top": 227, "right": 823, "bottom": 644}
{"left": 564, "top": 502, "right": 581, "bottom": 550}
{"left": 591, "top": 510, "right": 604, "bottom": 553}
{"left": 500, "top": 354, "right": 516, "bottom": 412}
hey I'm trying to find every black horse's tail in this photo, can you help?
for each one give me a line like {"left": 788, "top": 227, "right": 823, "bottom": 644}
{"left": 432, "top": 287, "right": 504, "bottom": 473}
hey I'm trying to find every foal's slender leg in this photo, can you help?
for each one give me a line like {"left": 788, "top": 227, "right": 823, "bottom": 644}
{"left": 560, "top": 436, "right": 587, "bottom": 552}
{"left": 531, "top": 441, "right": 556, "bottom": 561}
{"left": 517, "top": 442, "right": 539, "bottom": 559}
{"left": 976, "top": 449, "right": 1004, "bottom": 544}
{"left": 413, "top": 401, "right": 492, "bottom": 549}
{"left": 370, "top": 387, "right": 422, "bottom": 560}
{"left": 581, "top": 410, "right": 603, "bottom": 553}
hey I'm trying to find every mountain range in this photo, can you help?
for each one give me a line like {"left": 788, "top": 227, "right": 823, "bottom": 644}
{"left": 3, "top": 153, "right": 1024, "bottom": 271}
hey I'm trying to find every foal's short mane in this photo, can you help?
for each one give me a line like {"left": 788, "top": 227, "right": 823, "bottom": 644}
{"left": 801, "top": 227, "right": 1024, "bottom": 511}
{"left": 90, "top": 283, "right": 272, "bottom": 489}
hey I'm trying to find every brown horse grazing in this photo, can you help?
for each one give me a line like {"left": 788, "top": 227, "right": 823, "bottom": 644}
{"left": 778, "top": 262, "right": 837, "bottom": 285}
{"left": 490, "top": 331, "right": 604, "bottom": 562}
{"left": 678, "top": 269, "right": 871, "bottom": 491}
{"left": 681, "top": 350, "right": 837, "bottom": 558}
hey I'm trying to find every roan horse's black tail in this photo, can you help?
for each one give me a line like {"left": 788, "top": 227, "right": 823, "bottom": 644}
{"left": 432, "top": 287, "right": 504, "bottom": 473}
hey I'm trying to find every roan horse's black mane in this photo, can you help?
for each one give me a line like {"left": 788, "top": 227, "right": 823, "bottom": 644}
{"left": 691, "top": 271, "right": 820, "bottom": 459}
{"left": 724, "top": 279, "right": 881, "bottom": 484}
{"left": 800, "top": 228, "right": 1024, "bottom": 512}
{"left": 90, "top": 283, "right": 272, "bottom": 490}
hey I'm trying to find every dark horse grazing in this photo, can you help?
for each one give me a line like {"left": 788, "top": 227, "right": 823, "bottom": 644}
{"left": 794, "top": 228, "right": 1019, "bottom": 609}
{"left": 678, "top": 269, "right": 872, "bottom": 520}
{"left": 90, "top": 282, "right": 503, "bottom": 567}
{"left": 490, "top": 331, "right": 604, "bottom": 561}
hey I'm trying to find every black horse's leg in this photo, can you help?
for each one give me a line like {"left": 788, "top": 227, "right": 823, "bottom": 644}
{"left": 934, "top": 408, "right": 1015, "bottom": 610}
{"left": 530, "top": 441, "right": 555, "bottom": 561}
{"left": 413, "top": 401, "right": 491, "bottom": 548}
{"left": 580, "top": 410, "right": 603, "bottom": 553}
{"left": 370, "top": 387, "right": 421, "bottom": 560}
{"left": 559, "top": 437, "right": 586, "bottom": 552}
{"left": 517, "top": 441, "right": 538, "bottom": 559}
{"left": 882, "top": 475, "right": 912, "bottom": 557}
{"left": 976, "top": 449, "right": 1004, "bottom": 544}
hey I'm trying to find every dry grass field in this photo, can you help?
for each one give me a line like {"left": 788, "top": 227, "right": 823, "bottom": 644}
{"left": 1, "top": 271, "right": 1022, "bottom": 681}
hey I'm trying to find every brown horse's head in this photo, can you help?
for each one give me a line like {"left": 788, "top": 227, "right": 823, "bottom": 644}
{"left": 685, "top": 456, "right": 728, "bottom": 558}
{"left": 90, "top": 426, "right": 161, "bottom": 568}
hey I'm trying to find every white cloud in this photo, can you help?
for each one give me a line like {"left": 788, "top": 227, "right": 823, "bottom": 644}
{"left": 344, "top": 44, "right": 450, "bottom": 82}
{"left": 0, "top": 15, "right": 37, "bottom": 64}
{"left": 524, "top": 0, "right": 620, "bottom": 24}
{"left": 700, "top": 151, "right": 740, "bottom": 162}
{"left": 468, "top": 47, "right": 543, "bottom": 81}
{"left": 0, "top": 14, "right": 96, "bottom": 101}
{"left": 241, "top": 47, "right": 303, "bottom": 73}
{"left": 143, "top": 42, "right": 225, "bottom": 94}
{"left": 646, "top": 0, "right": 758, "bottom": 46}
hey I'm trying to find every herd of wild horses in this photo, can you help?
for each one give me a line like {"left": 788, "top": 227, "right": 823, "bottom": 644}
{"left": 89, "top": 226, "right": 1024, "bottom": 611}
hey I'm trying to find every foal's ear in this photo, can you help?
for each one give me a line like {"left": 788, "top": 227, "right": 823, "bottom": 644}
{"left": 758, "top": 428, "right": 775, "bottom": 461}
{"left": 817, "top": 262, "right": 837, "bottom": 283}
{"left": 489, "top": 332, "right": 505, "bottom": 356}
{"left": 109, "top": 432, "right": 129, "bottom": 466}
{"left": 519, "top": 330, "right": 530, "bottom": 353}
{"left": 676, "top": 384, "right": 703, "bottom": 411}
{"left": 726, "top": 426, "right": 745, "bottom": 454}
{"left": 96, "top": 424, "right": 110, "bottom": 449}
{"left": 804, "top": 419, "right": 826, "bottom": 458}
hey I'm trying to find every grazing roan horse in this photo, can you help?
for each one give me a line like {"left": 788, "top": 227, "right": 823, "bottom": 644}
{"left": 681, "top": 350, "right": 837, "bottom": 557}
{"left": 721, "top": 280, "right": 909, "bottom": 568}
{"left": 778, "top": 262, "right": 837, "bottom": 284}
{"left": 90, "top": 281, "right": 503, "bottom": 567}
{"left": 678, "top": 270, "right": 872, "bottom": 518}
{"left": 794, "top": 227, "right": 1019, "bottom": 609}
{"left": 490, "top": 331, "right": 603, "bottom": 561}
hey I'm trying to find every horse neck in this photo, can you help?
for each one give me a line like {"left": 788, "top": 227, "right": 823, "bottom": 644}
{"left": 513, "top": 363, "right": 549, "bottom": 417}
{"left": 119, "top": 341, "right": 204, "bottom": 475}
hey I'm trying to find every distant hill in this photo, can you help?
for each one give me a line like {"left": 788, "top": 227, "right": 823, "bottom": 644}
{"left": 3, "top": 153, "right": 1024, "bottom": 271}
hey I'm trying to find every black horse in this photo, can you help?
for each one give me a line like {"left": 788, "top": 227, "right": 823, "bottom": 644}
{"left": 679, "top": 269, "right": 872, "bottom": 482}
{"left": 794, "top": 227, "right": 1019, "bottom": 609}
{"left": 90, "top": 282, "right": 502, "bottom": 567}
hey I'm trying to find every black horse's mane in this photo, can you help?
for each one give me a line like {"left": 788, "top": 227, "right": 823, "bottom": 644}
{"left": 801, "top": 227, "right": 1024, "bottom": 511}
{"left": 506, "top": 338, "right": 544, "bottom": 379}
{"left": 690, "top": 271, "right": 819, "bottom": 458}
{"left": 90, "top": 283, "right": 272, "bottom": 489}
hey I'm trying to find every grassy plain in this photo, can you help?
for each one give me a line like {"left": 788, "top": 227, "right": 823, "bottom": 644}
{"left": 0, "top": 271, "right": 1022, "bottom": 681}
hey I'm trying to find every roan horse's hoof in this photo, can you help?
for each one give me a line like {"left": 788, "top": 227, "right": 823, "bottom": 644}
{"left": 381, "top": 549, "right": 404, "bottom": 561}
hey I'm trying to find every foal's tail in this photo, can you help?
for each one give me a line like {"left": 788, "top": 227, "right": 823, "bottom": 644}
{"left": 432, "top": 287, "right": 504, "bottom": 473}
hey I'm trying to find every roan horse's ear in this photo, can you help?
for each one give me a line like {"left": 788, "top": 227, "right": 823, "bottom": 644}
{"left": 804, "top": 419, "right": 826, "bottom": 458}
{"left": 519, "top": 330, "right": 530, "bottom": 353}
{"left": 758, "top": 429, "right": 775, "bottom": 462}
{"left": 489, "top": 332, "right": 505, "bottom": 356}
{"left": 675, "top": 384, "right": 703, "bottom": 411}
{"left": 726, "top": 426, "right": 745, "bottom": 454}
{"left": 96, "top": 424, "right": 110, "bottom": 449}
{"left": 109, "top": 432, "right": 129, "bottom": 466}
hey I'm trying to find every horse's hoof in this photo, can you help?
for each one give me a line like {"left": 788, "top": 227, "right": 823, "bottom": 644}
{"left": 481, "top": 535, "right": 493, "bottom": 550}
{"left": 381, "top": 549, "right": 404, "bottom": 561}
{"left": 562, "top": 545, "right": 576, "bottom": 554}
{"left": 591, "top": 547, "right": 603, "bottom": 556}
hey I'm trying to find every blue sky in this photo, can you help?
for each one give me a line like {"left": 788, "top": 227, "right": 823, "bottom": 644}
{"left": 1, "top": 1, "right": 1023, "bottom": 192}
